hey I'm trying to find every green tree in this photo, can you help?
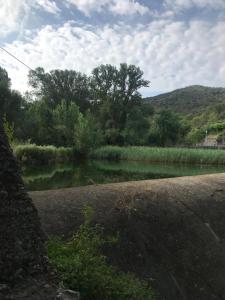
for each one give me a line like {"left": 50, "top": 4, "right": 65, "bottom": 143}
{"left": 91, "top": 64, "right": 149, "bottom": 104}
{"left": 28, "top": 68, "right": 90, "bottom": 111}
{"left": 53, "top": 100, "right": 80, "bottom": 146}
{"left": 153, "top": 110, "right": 181, "bottom": 146}
{"left": 91, "top": 64, "right": 149, "bottom": 142}
{"left": 23, "top": 100, "right": 54, "bottom": 145}
{"left": 0, "top": 67, "right": 24, "bottom": 138}
{"left": 122, "top": 107, "right": 149, "bottom": 145}
{"left": 74, "top": 112, "right": 103, "bottom": 156}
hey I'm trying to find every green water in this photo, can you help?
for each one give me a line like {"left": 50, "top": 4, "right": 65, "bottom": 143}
{"left": 22, "top": 160, "right": 225, "bottom": 191}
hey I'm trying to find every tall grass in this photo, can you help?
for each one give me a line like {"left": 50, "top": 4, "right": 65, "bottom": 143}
{"left": 91, "top": 146, "right": 225, "bottom": 165}
{"left": 14, "top": 144, "right": 73, "bottom": 165}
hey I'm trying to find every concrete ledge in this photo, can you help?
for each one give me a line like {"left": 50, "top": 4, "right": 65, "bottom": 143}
{"left": 31, "top": 174, "right": 225, "bottom": 300}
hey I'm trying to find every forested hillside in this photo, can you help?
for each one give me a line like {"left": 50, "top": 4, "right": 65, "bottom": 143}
{"left": 144, "top": 85, "right": 225, "bottom": 115}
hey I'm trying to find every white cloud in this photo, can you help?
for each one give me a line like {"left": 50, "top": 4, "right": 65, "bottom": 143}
{"left": 0, "top": 0, "right": 60, "bottom": 37}
{"left": 65, "top": 0, "right": 150, "bottom": 16}
{"left": 110, "top": 0, "right": 149, "bottom": 15}
{"left": 65, "top": 0, "right": 108, "bottom": 15}
{"left": 0, "top": 0, "right": 28, "bottom": 36}
{"left": 164, "top": 0, "right": 225, "bottom": 11}
{"left": 2, "top": 20, "right": 225, "bottom": 95}
{"left": 35, "top": 0, "right": 61, "bottom": 14}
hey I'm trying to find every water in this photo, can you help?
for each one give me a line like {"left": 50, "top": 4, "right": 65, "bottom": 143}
{"left": 22, "top": 160, "right": 225, "bottom": 191}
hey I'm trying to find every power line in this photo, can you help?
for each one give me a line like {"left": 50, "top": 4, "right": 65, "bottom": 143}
{"left": 0, "top": 46, "right": 34, "bottom": 72}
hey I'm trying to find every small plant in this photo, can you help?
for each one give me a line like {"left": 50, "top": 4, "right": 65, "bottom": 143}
{"left": 48, "top": 206, "right": 155, "bottom": 300}
{"left": 3, "top": 114, "right": 14, "bottom": 145}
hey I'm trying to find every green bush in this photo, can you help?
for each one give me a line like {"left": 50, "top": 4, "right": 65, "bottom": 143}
{"left": 185, "top": 128, "right": 205, "bottom": 145}
{"left": 48, "top": 207, "right": 155, "bottom": 300}
{"left": 208, "top": 121, "right": 225, "bottom": 132}
{"left": 14, "top": 144, "right": 73, "bottom": 165}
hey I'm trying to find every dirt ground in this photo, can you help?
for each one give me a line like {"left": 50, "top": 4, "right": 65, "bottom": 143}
{"left": 31, "top": 173, "right": 225, "bottom": 300}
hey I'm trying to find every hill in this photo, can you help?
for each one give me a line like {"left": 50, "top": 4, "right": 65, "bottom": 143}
{"left": 144, "top": 85, "right": 225, "bottom": 115}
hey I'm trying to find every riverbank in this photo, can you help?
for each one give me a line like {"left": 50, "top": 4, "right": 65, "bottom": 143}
{"left": 92, "top": 146, "right": 225, "bottom": 165}
{"left": 14, "top": 144, "right": 225, "bottom": 167}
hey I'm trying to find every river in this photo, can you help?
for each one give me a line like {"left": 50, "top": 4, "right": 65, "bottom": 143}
{"left": 22, "top": 159, "right": 225, "bottom": 191}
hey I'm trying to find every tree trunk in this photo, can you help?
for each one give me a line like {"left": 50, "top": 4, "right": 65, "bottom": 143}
{"left": 0, "top": 118, "right": 47, "bottom": 285}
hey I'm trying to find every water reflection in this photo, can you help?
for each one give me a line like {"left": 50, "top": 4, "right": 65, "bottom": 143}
{"left": 23, "top": 160, "right": 225, "bottom": 191}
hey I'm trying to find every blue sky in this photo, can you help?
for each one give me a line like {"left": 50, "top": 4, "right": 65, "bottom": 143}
{"left": 1, "top": 0, "right": 225, "bottom": 97}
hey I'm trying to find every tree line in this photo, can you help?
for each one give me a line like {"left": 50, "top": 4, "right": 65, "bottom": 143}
{"left": 0, "top": 64, "right": 191, "bottom": 154}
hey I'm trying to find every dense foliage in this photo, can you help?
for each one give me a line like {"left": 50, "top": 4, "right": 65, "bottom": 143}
{"left": 48, "top": 207, "right": 155, "bottom": 300}
{"left": 1, "top": 65, "right": 225, "bottom": 151}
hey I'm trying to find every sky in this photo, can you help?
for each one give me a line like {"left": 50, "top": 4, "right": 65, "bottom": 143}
{"left": 0, "top": 0, "right": 225, "bottom": 97}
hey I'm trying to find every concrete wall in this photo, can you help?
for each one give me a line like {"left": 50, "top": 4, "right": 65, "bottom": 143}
{"left": 31, "top": 173, "right": 225, "bottom": 300}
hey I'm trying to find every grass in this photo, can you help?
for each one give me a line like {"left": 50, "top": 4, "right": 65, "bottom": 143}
{"left": 14, "top": 144, "right": 73, "bottom": 165}
{"left": 48, "top": 206, "right": 155, "bottom": 300}
{"left": 91, "top": 146, "right": 225, "bottom": 165}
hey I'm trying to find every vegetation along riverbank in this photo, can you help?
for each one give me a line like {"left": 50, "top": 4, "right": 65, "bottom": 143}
{"left": 14, "top": 144, "right": 73, "bottom": 165}
{"left": 92, "top": 146, "right": 225, "bottom": 165}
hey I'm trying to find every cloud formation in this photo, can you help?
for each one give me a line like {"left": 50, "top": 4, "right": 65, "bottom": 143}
{"left": 164, "top": 0, "right": 225, "bottom": 11}
{"left": 65, "top": 0, "right": 150, "bottom": 16}
{"left": 0, "top": 0, "right": 60, "bottom": 36}
{"left": 2, "top": 19, "right": 225, "bottom": 94}
{"left": 35, "top": 0, "right": 60, "bottom": 14}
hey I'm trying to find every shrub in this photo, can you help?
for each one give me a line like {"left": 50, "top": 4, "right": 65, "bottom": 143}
{"left": 14, "top": 144, "right": 73, "bottom": 165}
{"left": 48, "top": 206, "right": 155, "bottom": 300}
{"left": 185, "top": 128, "right": 205, "bottom": 145}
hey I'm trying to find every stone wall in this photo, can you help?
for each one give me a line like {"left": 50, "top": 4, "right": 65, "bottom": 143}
{"left": 0, "top": 120, "right": 48, "bottom": 284}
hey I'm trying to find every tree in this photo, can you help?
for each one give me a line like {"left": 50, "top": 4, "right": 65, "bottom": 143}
{"left": 0, "top": 67, "right": 24, "bottom": 136}
{"left": 53, "top": 100, "right": 80, "bottom": 147}
{"left": 90, "top": 64, "right": 118, "bottom": 101}
{"left": 74, "top": 111, "right": 103, "bottom": 156}
{"left": 28, "top": 67, "right": 90, "bottom": 111}
{"left": 91, "top": 63, "right": 150, "bottom": 141}
{"left": 0, "top": 66, "right": 11, "bottom": 89}
{"left": 22, "top": 100, "right": 54, "bottom": 145}
{"left": 122, "top": 107, "right": 149, "bottom": 145}
{"left": 91, "top": 63, "right": 149, "bottom": 105}
{"left": 153, "top": 110, "right": 181, "bottom": 147}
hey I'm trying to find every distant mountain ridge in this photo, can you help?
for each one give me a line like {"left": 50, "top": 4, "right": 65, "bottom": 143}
{"left": 144, "top": 85, "right": 225, "bottom": 115}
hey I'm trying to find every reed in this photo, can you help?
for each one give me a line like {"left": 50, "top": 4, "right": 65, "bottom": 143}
{"left": 92, "top": 146, "right": 225, "bottom": 165}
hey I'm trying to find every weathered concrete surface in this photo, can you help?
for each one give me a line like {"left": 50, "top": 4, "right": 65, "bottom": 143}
{"left": 31, "top": 174, "right": 225, "bottom": 300}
